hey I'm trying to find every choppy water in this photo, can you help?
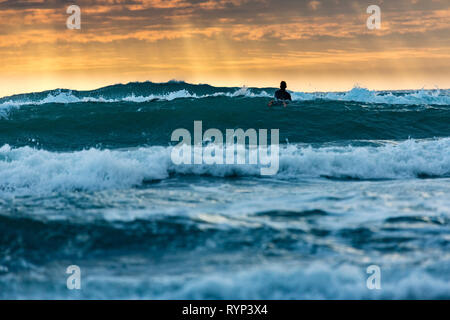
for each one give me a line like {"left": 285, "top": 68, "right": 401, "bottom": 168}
{"left": 0, "top": 82, "right": 449, "bottom": 299}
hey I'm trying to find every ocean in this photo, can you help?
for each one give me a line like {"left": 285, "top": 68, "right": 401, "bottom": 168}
{"left": 0, "top": 81, "right": 449, "bottom": 299}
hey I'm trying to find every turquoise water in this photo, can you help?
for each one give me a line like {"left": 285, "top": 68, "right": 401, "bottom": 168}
{"left": 0, "top": 82, "right": 449, "bottom": 299}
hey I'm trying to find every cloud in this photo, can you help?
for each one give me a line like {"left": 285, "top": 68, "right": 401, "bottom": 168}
{"left": 309, "top": 1, "right": 321, "bottom": 11}
{"left": 0, "top": 0, "right": 448, "bottom": 94}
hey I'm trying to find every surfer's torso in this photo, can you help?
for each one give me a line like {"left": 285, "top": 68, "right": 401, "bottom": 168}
{"left": 275, "top": 89, "right": 292, "bottom": 101}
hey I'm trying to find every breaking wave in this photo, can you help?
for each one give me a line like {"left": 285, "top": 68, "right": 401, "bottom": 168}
{"left": 0, "top": 138, "right": 449, "bottom": 195}
{"left": 1, "top": 82, "right": 449, "bottom": 113}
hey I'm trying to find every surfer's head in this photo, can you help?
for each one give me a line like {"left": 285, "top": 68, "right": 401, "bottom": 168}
{"left": 280, "top": 81, "right": 287, "bottom": 90}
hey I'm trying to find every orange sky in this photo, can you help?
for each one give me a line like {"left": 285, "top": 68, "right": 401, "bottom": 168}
{"left": 0, "top": 0, "right": 449, "bottom": 97}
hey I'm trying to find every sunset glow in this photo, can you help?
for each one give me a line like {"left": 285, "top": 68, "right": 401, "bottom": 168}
{"left": 0, "top": 0, "right": 449, "bottom": 96}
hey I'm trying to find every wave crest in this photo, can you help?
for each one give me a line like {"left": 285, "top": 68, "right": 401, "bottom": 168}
{"left": 0, "top": 138, "right": 449, "bottom": 195}
{"left": 1, "top": 82, "right": 449, "bottom": 112}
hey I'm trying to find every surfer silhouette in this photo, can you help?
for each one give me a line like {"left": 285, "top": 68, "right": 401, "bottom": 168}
{"left": 268, "top": 81, "right": 292, "bottom": 107}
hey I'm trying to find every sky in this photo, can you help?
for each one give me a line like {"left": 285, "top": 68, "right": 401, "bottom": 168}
{"left": 0, "top": 0, "right": 449, "bottom": 96}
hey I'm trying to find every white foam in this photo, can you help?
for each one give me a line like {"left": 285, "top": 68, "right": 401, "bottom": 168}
{"left": 0, "top": 145, "right": 171, "bottom": 194}
{"left": 278, "top": 138, "right": 450, "bottom": 179}
{"left": 320, "top": 87, "right": 450, "bottom": 105}
{"left": 0, "top": 91, "right": 83, "bottom": 118}
{"left": 0, "top": 87, "right": 271, "bottom": 110}
{"left": 152, "top": 264, "right": 450, "bottom": 299}
{"left": 3, "top": 86, "right": 447, "bottom": 111}
{"left": 0, "top": 138, "right": 449, "bottom": 196}
{"left": 4, "top": 262, "right": 449, "bottom": 299}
